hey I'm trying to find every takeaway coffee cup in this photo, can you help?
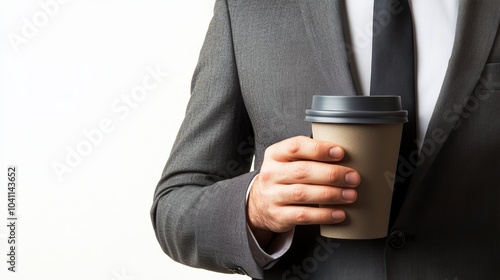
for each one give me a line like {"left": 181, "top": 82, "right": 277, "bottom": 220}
{"left": 305, "top": 95, "right": 407, "bottom": 239}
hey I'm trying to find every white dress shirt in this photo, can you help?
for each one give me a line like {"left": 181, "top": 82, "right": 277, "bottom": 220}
{"left": 346, "top": 0, "right": 459, "bottom": 145}
{"left": 248, "top": 0, "right": 460, "bottom": 263}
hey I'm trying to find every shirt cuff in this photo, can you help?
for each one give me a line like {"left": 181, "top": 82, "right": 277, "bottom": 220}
{"left": 245, "top": 175, "right": 295, "bottom": 268}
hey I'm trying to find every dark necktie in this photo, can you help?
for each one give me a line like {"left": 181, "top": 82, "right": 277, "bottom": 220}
{"left": 370, "top": 0, "right": 418, "bottom": 226}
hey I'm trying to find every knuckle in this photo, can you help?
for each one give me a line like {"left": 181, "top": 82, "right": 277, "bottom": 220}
{"left": 291, "top": 162, "right": 309, "bottom": 180}
{"left": 285, "top": 138, "right": 301, "bottom": 155}
{"left": 322, "top": 188, "right": 339, "bottom": 201}
{"left": 318, "top": 210, "right": 332, "bottom": 222}
{"left": 328, "top": 167, "right": 340, "bottom": 183}
{"left": 290, "top": 185, "right": 308, "bottom": 202}
{"left": 294, "top": 209, "right": 309, "bottom": 223}
{"left": 312, "top": 142, "right": 323, "bottom": 156}
{"left": 258, "top": 169, "right": 272, "bottom": 183}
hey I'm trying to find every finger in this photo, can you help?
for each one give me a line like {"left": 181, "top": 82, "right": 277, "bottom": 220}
{"left": 268, "top": 136, "right": 344, "bottom": 162}
{"left": 269, "top": 160, "right": 360, "bottom": 187}
{"left": 276, "top": 184, "right": 358, "bottom": 205}
{"left": 278, "top": 206, "right": 347, "bottom": 227}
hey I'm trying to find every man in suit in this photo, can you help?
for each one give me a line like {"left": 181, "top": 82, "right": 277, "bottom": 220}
{"left": 151, "top": 0, "right": 500, "bottom": 279}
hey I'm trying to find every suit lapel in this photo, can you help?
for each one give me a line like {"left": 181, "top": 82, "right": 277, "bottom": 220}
{"left": 299, "top": 0, "right": 358, "bottom": 97}
{"left": 403, "top": 0, "right": 500, "bottom": 204}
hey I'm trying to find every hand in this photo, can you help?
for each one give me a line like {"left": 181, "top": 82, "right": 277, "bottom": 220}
{"left": 247, "top": 136, "right": 360, "bottom": 248}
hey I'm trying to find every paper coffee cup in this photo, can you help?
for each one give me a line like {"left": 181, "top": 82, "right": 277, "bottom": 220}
{"left": 305, "top": 95, "right": 407, "bottom": 239}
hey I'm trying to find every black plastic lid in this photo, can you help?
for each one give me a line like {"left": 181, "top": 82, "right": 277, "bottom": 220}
{"left": 305, "top": 95, "right": 408, "bottom": 124}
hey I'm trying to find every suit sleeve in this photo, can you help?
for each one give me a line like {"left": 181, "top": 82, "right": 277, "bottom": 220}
{"left": 150, "top": 0, "right": 266, "bottom": 277}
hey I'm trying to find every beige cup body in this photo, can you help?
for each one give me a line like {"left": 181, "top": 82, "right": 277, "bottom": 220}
{"left": 312, "top": 122, "right": 403, "bottom": 239}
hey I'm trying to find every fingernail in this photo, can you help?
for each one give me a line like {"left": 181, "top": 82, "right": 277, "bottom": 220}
{"left": 329, "top": 147, "right": 343, "bottom": 159}
{"left": 345, "top": 172, "right": 360, "bottom": 186}
{"left": 342, "top": 189, "right": 357, "bottom": 201}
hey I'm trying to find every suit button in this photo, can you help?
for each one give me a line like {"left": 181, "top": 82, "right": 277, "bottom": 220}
{"left": 229, "top": 267, "right": 246, "bottom": 275}
{"left": 389, "top": 230, "right": 406, "bottom": 249}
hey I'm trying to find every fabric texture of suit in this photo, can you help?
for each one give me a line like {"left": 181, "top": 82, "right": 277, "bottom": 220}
{"left": 151, "top": 0, "right": 500, "bottom": 279}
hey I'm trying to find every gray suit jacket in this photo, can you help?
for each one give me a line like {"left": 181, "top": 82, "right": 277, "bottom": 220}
{"left": 151, "top": 0, "right": 500, "bottom": 279}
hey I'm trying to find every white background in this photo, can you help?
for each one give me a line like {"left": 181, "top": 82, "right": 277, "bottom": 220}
{"left": 0, "top": 0, "right": 247, "bottom": 279}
